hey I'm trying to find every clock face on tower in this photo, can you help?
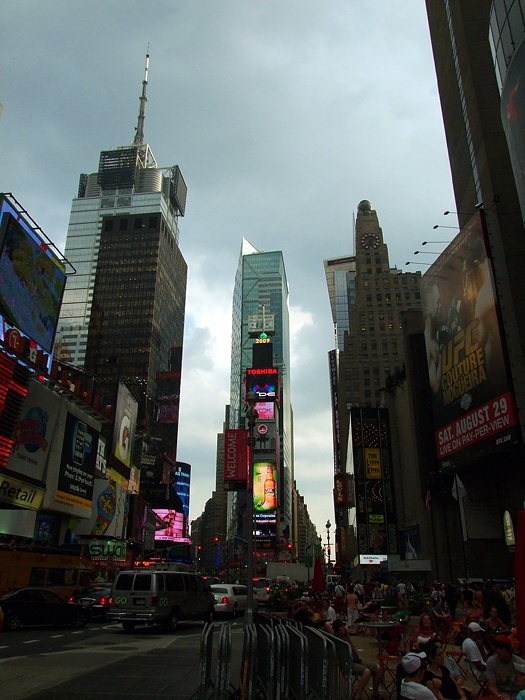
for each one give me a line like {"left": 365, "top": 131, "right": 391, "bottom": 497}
{"left": 361, "top": 233, "right": 380, "bottom": 250}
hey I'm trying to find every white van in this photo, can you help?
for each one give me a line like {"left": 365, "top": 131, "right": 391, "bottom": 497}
{"left": 108, "top": 569, "right": 215, "bottom": 632}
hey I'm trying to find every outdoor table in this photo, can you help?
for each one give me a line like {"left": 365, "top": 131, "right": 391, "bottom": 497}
{"left": 357, "top": 620, "right": 401, "bottom": 656}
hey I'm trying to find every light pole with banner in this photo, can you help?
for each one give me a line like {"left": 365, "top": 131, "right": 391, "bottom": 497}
{"left": 245, "top": 390, "right": 258, "bottom": 625}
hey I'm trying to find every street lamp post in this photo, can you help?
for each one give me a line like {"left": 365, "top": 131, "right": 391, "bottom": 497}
{"left": 245, "top": 391, "right": 259, "bottom": 626}
{"left": 326, "top": 519, "right": 332, "bottom": 567}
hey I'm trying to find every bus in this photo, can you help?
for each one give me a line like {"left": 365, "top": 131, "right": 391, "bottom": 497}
{"left": 0, "top": 546, "right": 93, "bottom": 599}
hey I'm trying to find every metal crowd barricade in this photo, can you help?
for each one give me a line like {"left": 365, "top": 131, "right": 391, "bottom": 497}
{"left": 320, "top": 629, "right": 354, "bottom": 699}
{"left": 287, "top": 624, "right": 309, "bottom": 700}
{"left": 256, "top": 623, "right": 276, "bottom": 699}
{"left": 238, "top": 623, "right": 257, "bottom": 700}
{"left": 194, "top": 621, "right": 215, "bottom": 700}
{"left": 305, "top": 627, "right": 329, "bottom": 700}
{"left": 214, "top": 623, "right": 232, "bottom": 700}
{"left": 274, "top": 623, "right": 289, "bottom": 698}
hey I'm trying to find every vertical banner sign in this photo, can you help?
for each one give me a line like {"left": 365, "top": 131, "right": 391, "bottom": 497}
{"left": 223, "top": 429, "right": 248, "bottom": 483}
{"left": 334, "top": 473, "right": 347, "bottom": 505}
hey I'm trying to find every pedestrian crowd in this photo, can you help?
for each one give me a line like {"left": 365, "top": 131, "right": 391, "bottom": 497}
{"left": 287, "top": 576, "right": 520, "bottom": 699}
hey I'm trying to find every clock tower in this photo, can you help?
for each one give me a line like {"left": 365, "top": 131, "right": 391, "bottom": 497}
{"left": 355, "top": 200, "right": 389, "bottom": 273}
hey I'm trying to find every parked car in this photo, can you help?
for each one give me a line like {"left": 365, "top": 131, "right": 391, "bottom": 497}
{"left": 108, "top": 569, "right": 215, "bottom": 632}
{"left": 210, "top": 584, "right": 248, "bottom": 617}
{"left": 0, "top": 587, "right": 90, "bottom": 631}
{"left": 70, "top": 585, "right": 113, "bottom": 619}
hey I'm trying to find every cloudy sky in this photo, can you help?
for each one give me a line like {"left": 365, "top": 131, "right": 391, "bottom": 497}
{"left": 1, "top": 1, "right": 456, "bottom": 541}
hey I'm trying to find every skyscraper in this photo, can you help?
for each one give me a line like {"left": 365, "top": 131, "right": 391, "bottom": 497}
{"left": 325, "top": 201, "right": 422, "bottom": 469}
{"left": 55, "top": 53, "right": 187, "bottom": 443}
{"left": 424, "top": 1, "right": 525, "bottom": 434}
{"left": 325, "top": 201, "right": 422, "bottom": 564}
{"left": 229, "top": 239, "right": 293, "bottom": 556}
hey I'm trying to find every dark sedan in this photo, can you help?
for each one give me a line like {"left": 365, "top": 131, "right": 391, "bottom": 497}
{"left": 70, "top": 585, "right": 113, "bottom": 619}
{"left": 0, "top": 587, "right": 90, "bottom": 631}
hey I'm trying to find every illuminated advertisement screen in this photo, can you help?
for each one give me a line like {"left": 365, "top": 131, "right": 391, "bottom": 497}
{"left": 0, "top": 196, "right": 66, "bottom": 354}
{"left": 156, "top": 370, "right": 181, "bottom": 425}
{"left": 421, "top": 213, "right": 519, "bottom": 465}
{"left": 154, "top": 508, "right": 186, "bottom": 542}
{"left": 253, "top": 458, "right": 277, "bottom": 513}
{"left": 246, "top": 368, "right": 278, "bottom": 401}
{"left": 255, "top": 402, "right": 275, "bottom": 420}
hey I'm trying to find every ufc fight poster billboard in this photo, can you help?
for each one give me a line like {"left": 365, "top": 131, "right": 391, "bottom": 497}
{"left": 421, "top": 213, "right": 519, "bottom": 466}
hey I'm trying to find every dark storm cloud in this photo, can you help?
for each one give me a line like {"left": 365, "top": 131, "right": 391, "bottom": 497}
{"left": 0, "top": 0, "right": 455, "bottom": 531}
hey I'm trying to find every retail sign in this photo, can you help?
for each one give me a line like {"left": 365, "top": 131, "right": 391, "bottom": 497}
{"left": 88, "top": 538, "right": 127, "bottom": 565}
{"left": 0, "top": 474, "right": 45, "bottom": 510}
{"left": 365, "top": 448, "right": 381, "bottom": 478}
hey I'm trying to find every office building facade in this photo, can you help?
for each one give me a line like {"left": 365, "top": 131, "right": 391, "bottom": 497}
{"left": 229, "top": 239, "right": 294, "bottom": 557}
{"left": 55, "top": 55, "right": 188, "bottom": 442}
{"left": 324, "top": 201, "right": 422, "bottom": 565}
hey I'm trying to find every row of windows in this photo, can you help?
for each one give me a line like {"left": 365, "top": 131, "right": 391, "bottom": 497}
{"left": 103, "top": 216, "right": 159, "bottom": 232}
{"left": 364, "top": 291, "right": 419, "bottom": 302}
{"left": 362, "top": 274, "right": 419, "bottom": 289}
{"left": 489, "top": 0, "right": 525, "bottom": 90}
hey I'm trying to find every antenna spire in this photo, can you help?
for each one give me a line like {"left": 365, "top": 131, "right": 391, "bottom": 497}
{"left": 133, "top": 47, "right": 149, "bottom": 145}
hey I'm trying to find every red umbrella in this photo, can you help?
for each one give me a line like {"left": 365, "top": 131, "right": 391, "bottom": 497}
{"left": 515, "top": 509, "right": 525, "bottom": 652}
{"left": 311, "top": 555, "right": 326, "bottom": 592}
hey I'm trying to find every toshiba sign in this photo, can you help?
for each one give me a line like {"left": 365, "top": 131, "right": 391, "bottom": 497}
{"left": 224, "top": 429, "right": 248, "bottom": 488}
{"left": 245, "top": 368, "right": 278, "bottom": 401}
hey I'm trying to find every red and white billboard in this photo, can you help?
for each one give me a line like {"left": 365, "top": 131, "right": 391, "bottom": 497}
{"left": 421, "top": 213, "right": 519, "bottom": 464}
{"left": 223, "top": 429, "right": 248, "bottom": 483}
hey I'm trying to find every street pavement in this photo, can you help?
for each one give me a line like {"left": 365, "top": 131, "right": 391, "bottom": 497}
{"left": 1, "top": 619, "right": 384, "bottom": 699}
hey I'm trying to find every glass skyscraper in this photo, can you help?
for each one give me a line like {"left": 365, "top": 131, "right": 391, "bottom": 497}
{"left": 229, "top": 239, "right": 293, "bottom": 540}
{"left": 54, "top": 55, "right": 188, "bottom": 454}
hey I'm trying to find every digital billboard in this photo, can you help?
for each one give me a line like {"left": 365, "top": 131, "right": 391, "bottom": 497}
{"left": 156, "top": 370, "right": 181, "bottom": 425}
{"left": 253, "top": 458, "right": 277, "bottom": 513}
{"left": 245, "top": 368, "right": 278, "bottom": 401}
{"left": 154, "top": 508, "right": 187, "bottom": 542}
{"left": 420, "top": 213, "right": 519, "bottom": 465}
{"left": 0, "top": 196, "right": 66, "bottom": 354}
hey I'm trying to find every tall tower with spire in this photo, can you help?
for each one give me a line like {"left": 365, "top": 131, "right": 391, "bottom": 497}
{"left": 55, "top": 53, "right": 188, "bottom": 453}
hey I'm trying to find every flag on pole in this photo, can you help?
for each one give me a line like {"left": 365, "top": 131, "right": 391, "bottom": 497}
{"left": 452, "top": 475, "right": 467, "bottom": 500}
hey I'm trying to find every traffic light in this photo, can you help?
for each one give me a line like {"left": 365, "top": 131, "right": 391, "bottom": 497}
{"left": 288, "top": 543, "right": 292, "bottom": 550}
{"left": 214, "top": 537, "right": 219, "bottom": 545}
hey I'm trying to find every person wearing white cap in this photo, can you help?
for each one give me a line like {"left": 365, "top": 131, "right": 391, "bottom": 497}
{"left": 400, "top": 652, "right": 445, "bottom": 700}
{"left": 461, "top": 622, "right": 488, "bottom": 680}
